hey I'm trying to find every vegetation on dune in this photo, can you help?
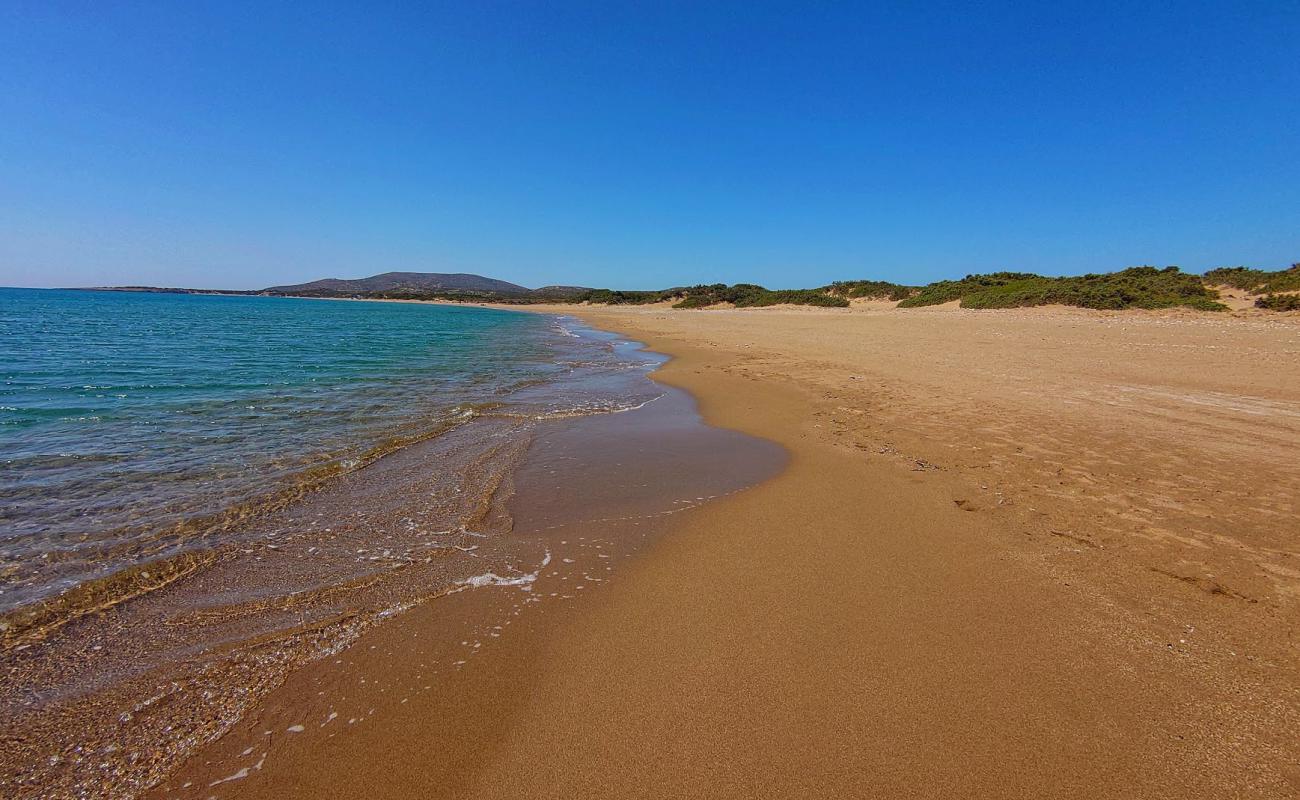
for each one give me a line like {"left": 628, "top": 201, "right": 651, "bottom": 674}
{"left": 668, "top": 283, "right": 849, "bottom": 309}
{"left": 576, "top": 288, "right": 675, "bottom": 305}
{"left": 1209, "top": 263, "right": 1300, "bottom": 311}
{"left": 896, "top": 267, "right": 1227, "bottom": 311}
{"left": 1255, "top": 293, "right": 1300, "bottom": 311}
{"left": 751, "top": 289, "right": 850, "bottom": 308}
{"left": 1203, "top": 264, "right": 1300, "bottom": 294}
{"left": 825, "top": 280, "right": 916, "bottom": 301}
{"left": 670, "top": 292, "right": 718, "bottom": 309}
{"left": 896, "top": 272, "right": 1036, "bottom": 307}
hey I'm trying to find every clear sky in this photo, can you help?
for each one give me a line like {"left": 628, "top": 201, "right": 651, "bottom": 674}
{"left": 1, "top": 1, "right": 1296, "bottom": 290}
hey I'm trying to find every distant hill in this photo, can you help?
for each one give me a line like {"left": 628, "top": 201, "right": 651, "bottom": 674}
{"left": 86, "top": 272, "right": 595, "bottom": 303}
{"left": 263, "top": 272, "right": 532, "bottom": 296}
{"left": 532, "top": 285, "right": 593, "bottom": 298}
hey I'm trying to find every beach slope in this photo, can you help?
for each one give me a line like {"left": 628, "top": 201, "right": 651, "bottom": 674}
{"left": 164, "top": 305, "right": 1300, "bottom": 798}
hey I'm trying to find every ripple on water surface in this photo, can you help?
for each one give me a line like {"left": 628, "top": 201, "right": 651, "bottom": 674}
{"left": 0, "top": 289, "right": 784, "bottom": 799}
{"left": 1, "top": 290, "right": 650, "bottom": 619}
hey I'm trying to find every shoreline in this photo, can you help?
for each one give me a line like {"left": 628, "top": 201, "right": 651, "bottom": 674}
{"left": 152, "top": 304, "right": 1298, "bottom": 797}
{"left": 3, "top": 310, "right": 786, "bottom": 798}
{"left": 144, "top": 323, "right": 787, "bottom": 798}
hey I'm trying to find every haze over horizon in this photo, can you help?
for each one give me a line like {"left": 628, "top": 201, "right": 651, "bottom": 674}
{"left": 2, "top": 2, "right": 1297, "bottom": 291}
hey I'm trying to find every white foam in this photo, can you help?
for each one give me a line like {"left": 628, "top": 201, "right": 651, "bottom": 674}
{"left": 209, "top": 767, "right": 250, "bottom": 786}
{"left": 461, "top": 572, "right": 534, "bottom": 588}
{"left": 459, "top": 551, "right": 551, "bottom": 590}
{"left": 531, "top": 392, "right": 667, "bottom": 421}
{"left": 610, "top": 393, "right": 666, "bottom": 414}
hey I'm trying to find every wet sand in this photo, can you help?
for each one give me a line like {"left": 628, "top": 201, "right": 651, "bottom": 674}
{"left": 2, "top": 318, "right": 780, "bottom": 798}
{"left": 155, "top": 304, "right": 1298, "bottom": 798}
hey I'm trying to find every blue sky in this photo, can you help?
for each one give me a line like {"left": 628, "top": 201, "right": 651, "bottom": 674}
{"left": 1, "top": 1, "right": 1296, "bottom": 290}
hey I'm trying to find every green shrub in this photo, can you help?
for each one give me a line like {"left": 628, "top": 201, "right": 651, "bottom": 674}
{"left": 1255, "top": 294, "right": 1300, "bottom": 311}
{"left": 579, "top": 288, "right": 673, "bottom": 305}
{"left": 826, "top": 280, "right": 916, "bottom": 300}
{"left": 897, "top": 267, "right": 1226, "bottom": 311}
{"left": 668, "top": 283, "right": 848, "bottom": 309}
{"left": 1203, "top": 264, "right": 1300, "bottom": 293}
{"left": 672, "top": 293, "right": 719, "bottom": 309}
{"left": 898, "top": 272, "right": 1043, "bottom": 307}
{"left": 741, "top": 289, "right": 849, "bottom": 308}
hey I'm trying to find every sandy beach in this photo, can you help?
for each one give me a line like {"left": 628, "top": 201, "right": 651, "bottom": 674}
{"left": 152, "top": 303, "right": 1299, "bottom": 799}
{"left": 9, "top": 4, "right": 1297, "bottom": 797}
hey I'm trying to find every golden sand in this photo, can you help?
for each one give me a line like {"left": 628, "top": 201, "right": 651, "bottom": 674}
{"left": 153, "top": 303, "right": 1300, "bottom": 798}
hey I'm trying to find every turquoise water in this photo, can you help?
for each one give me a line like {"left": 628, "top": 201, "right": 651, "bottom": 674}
{"left": 0, "top": 288, "right": 651, "bottom": 616}
{"left": 0, "top": 287, "right": 787, "bottom": 798}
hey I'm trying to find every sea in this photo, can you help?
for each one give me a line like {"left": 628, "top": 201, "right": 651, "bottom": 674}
{"left": 1, "top": 289, "right": 664, "bottom": 626}
{"left": 0, "top": 288, "right": 790, "bottom": 798}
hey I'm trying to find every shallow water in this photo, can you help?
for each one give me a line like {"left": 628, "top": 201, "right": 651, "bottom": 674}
{"left": 0, "top": 292, "right": 785, "bottom": 798}
{"left": 1, "top": 290, "right": 655, "bottom": 633}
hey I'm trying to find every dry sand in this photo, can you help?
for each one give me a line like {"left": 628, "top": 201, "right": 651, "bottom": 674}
{"left": 155, "top": 304, "right": 1299, "bottom": 799}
